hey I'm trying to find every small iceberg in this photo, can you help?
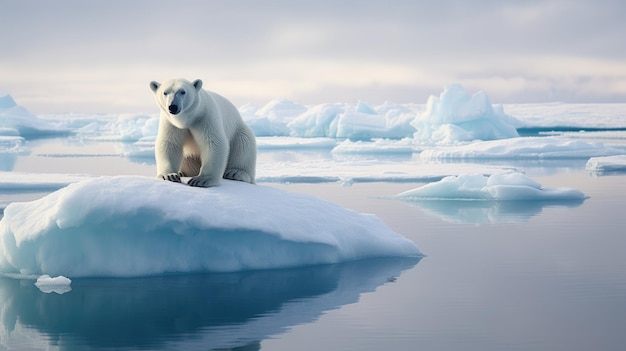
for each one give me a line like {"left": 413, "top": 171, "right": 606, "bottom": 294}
{"left": 34, "top": 274, "right": 72, "bottom": 294}
{"left": 396, "top": 173, "right": 587, "bottom": 201}
{"left": 0, "top": 176, "right": 420, "bottom": 277}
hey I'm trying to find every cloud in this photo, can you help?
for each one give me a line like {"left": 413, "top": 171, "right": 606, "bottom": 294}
{"left": 1, "top": 0, "right": 625, "bottom": 112}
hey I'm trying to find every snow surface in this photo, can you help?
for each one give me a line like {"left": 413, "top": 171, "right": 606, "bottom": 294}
{"left": 586, "top": 155, "right": 626, "bottom": 174}
{"left": 396, "top": 173, "right": 587, "bottom": 201}
{"left": 0, "top": 176, "right": 421, "bottom": 277}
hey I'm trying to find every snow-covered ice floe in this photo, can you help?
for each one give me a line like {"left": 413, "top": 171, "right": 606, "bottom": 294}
{"left": 396, "top": 173, "right": 586, "bottom": 201}
{"left": 0, "top": 176, "right": 420, "bottom": 277}
{"left": 586, "top": 155, "right": 626, "bottom": 174}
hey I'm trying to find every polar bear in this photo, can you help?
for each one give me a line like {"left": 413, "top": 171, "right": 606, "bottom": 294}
{"left": 149, "top": 78, "right": 256, "bottom": 187}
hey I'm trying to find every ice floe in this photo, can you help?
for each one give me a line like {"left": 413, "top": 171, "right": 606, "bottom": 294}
{"left": 0, "top": 176, "right": 420, "bottom": 277}
{"left": 586, "top": 155, "right": 626, "bottom": 174}
{"left": 396, "top": 173, "right": 587, "bottom": 201}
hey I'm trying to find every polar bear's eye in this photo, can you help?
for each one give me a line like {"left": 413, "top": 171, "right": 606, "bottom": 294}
{"left": 180, "top": 91, "right": 186, "bottom": 95}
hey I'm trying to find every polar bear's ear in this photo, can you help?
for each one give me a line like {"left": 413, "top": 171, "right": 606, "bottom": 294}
{"left": 149, "top": 81, "right": 161, "bottom": 93}
{"left": 192, "top": 79, "right": 203, "bottom": 91}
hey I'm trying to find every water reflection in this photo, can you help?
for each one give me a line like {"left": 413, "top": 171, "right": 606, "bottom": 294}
{"left": 0, "top": 257, "right": 419, "bottom": 350}
{"left": 401, "top": 199, "right": 585, "bottom": 223}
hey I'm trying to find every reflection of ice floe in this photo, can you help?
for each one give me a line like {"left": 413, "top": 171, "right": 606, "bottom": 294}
{"left": 586, "top": 155, "right": 626, "bottom": 175}
{"left": 402, "top": 198, "right": 585, "bottom": 224}
{"left": 0, "top": 176, "right": 420, "bottom": 277}
{"left": 0, "top": 257, "right": 419, "bottom": 350}
{"left": 420, "top": 137, "right": 625, "bottom": 160}
{"left": 396, "top": 173, "right": 586, "bottom": 201}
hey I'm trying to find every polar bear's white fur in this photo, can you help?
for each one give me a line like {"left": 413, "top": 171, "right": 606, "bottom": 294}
{"left": 150, "top": 78, "right": 256, "bottom": 187}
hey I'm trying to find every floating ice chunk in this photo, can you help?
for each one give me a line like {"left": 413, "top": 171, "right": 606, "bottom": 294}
{"left": 34, "top": 275, "right": 72, "bottom": 294}
{"left": 420, "top": 137, "right": 626, "bottom": 160}
{"left": 396, "top": 173, "right": 586, "bottom": 201}
{"left": 0, "top": 176, "right": 420, "bottom": 277}
{"left": 411, "top": 84, "right": 520, "bottom": 144}
{"left": 586, "top": 155, "right": 626, "bottom": 174}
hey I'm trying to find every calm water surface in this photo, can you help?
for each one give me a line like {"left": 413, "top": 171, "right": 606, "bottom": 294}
{"left": 1, "top": 138, "right": 626, "bottom": 350}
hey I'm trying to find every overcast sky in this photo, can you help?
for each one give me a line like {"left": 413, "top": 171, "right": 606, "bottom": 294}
{"left": 1, "top": 0, "right": 625, "bottom": 113}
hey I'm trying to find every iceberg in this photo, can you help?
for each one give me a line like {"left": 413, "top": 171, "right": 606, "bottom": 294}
{"left": 0, "top": 176, "right": 420, "bottom": 277}
{"left": 396, "top": 173, "right": 586, "bottom": 201}
{"left": 411, "top": 84, "right": 521, "bottom": 144}
{"left": 242, "top": 99, "right": 307, "bottom": 136}
{"left": 0, "top": 93, "right": 69, "bottom": 138}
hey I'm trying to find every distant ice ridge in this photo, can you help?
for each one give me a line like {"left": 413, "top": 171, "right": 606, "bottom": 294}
{"left": 419, "top": 137, "right": 626, "bottom": 160}
{"left": 0, "top": 176, "right": 421, "bottom": 277}
{"left": 70, "top": 85, "right": 528, "bottom": 145}
{"left": 396, "top": 173, "right": 586, "bottom": 201}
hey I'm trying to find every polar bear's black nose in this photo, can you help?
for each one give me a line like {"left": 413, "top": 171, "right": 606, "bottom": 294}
{"left": 168, "top": 105, "right": 180, "bottom": 114}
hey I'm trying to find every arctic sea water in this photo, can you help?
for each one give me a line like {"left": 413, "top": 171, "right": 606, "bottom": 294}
{"left": 1, "top": 87, "right": 626, "bottom": 350}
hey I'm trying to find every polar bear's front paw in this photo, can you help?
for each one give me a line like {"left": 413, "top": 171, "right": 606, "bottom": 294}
{"left": 188, "top": 176, "right": 219, "bottom": 187}
{"left": 160, "top": 172, "right": 184, "bottom": 183}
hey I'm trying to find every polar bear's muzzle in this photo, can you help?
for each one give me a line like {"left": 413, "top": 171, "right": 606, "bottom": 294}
{"left": 168, "top": 104, "right": 180, "bottom": 115}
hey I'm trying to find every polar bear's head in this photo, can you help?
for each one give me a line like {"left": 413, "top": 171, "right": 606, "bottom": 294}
{"left": 150, "top": 78, "right": 203, "bottom": 128}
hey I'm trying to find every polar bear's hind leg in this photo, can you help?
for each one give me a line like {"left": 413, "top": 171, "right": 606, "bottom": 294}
{"left": 223, "top": 169, "right": 253, "bottom": 183}
{"left": 224, "top": 130, "right": 256, "bottom": 184}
